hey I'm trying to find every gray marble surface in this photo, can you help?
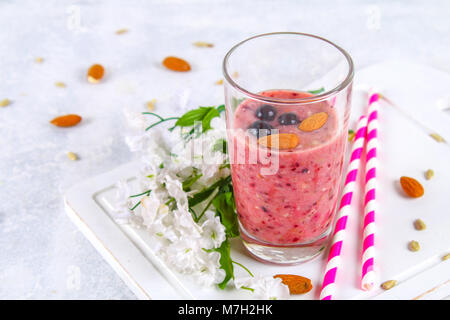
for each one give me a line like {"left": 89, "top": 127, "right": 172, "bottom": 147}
{"left": 0, "top": 0, "right": 449, "bottom": 299}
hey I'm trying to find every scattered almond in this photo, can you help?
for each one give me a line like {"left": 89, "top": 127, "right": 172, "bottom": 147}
{"left": 298, "top": 112, "right": 328, "bottom": 132}
{"left": 258, "top": 133, "right": 299, "bottom": 150}
{"left": 87, "top": 64, "right": 105, "bottom": 83}
{"left": 380, "top": 280, "right": 397, "bottom": 290}
{"left": 425, "top": 169, "right": 434, "bottom": 180}
{"left": 55, "top": 82, "right": 66, "bottom": 88}
{"left": 50, "top": 114, "right": 82, "bottom": 127}
{"left": 67, "top": 152, "right": 78, "bottom": 161}
{"left": 162, "top": 56, "right": 191, "bottom": 72}
{"left": 442, "top": 253, "right": 450, "bottom": 261}
{"left": 193, "top": 41, "right": 214, "bottom": 48}
{"left": 232, "top": 71, "right": 239, "bottom": 78}
{"left": 146, "top": 99, "right": 157, "bottom": 111}
{"left": 273, "top": 274, "right": 312, "bottom": 294}
{"left": 215, "top": 79, "right": 223, "bottom": 85}
{"left": 430, "top": 133, "right": 445, "bottom": 143}
{"left": 408, "top": 240, "right": 420, "bottom": 252}
{"left": 115, "top": 28, "right": 128, "bottom": 35}
{"left": 400, "top": 176, "right": 424, "bottom": 198}
{"left": 35, "top": 57, "right": 44, "bottom": 63}
{"left": 0, "top": 98, "right": 11, "bottom": 107}
{"left": 413, "top": 219, "right": 426, "bottom": 231}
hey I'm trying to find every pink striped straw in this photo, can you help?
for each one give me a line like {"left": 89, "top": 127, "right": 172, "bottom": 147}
{"left": 361, "top": 92, "right": 379, "bottom": 291}
{"left": 319, "top": 115, "right": 368, "bottom": 300}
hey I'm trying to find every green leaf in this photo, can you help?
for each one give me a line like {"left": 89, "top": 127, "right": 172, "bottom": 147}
{"left": 219, "top": 163, "right": 230, "bottom": 170}
{"left": 188, "top": 175, "right": 232, "bottom": 207}
{"left": 213, "top": 239, "right": 234, "bottom": 289}
{"left": 212, "top": 192, "right": 239, "bottom": 238}
{"left": 175, "top": 107, "right": 211, "bottom": 127}
{"left": 163, "top": 104, "right": 226, "bottom": 139}
{"left": 216, "top": 104, "right": 225, "bottom": 113}
{"left": 212, "top": 138, "right": 227, "bottom": 154}
{"left": 173, "top": 106, "right": 223, "bottom": 135}
{"left": 188, "top": 186, "right": 217, "bottom": 208}
{"left": 182, "top": 173, "right": 203, "bottom": 191}
{"left": 307, "top": 87, "right": 325, "bottom": 94}
{"left": 201, "top": 108, "right": 220, "bottom": 132}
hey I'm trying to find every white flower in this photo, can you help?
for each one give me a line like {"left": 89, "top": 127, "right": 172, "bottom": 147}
{"left": 234, "top": 274, "right": 290, "bottom": 300}
{"left": 140, "top": 194, "right": 161, "bottom": 227}
{"left": 164, "top": 174, "right": 188, "bottom": 208}
{"left": 201, "top": 211, "right": 226, "bottom": 249}
{"left": 117, "top": 93, "right": 240, "bottom": 291}
{"left": 165, "top": 237, "right": 205, "bottom": 274}
{"left": 172, "top": 207, "right": 202, "bottom": 237}
{"left": 111, "top": 180, "right": 133, "bottom": 220}
{"left": 195, "top": 251, "right": 226, "bottom": 287}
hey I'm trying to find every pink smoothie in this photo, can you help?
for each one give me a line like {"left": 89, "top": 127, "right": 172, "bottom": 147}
{"left": 230, "top": 90, "right": 346, "bottom": 245}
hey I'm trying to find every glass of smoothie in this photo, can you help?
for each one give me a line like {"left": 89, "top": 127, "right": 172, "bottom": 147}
{"left": 222, "top": 32, "right": 354, "bottom": 264}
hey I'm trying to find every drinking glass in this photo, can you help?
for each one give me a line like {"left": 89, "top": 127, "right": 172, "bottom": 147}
{"left": 223, "top": 32, "right": 354, "bottom": 264}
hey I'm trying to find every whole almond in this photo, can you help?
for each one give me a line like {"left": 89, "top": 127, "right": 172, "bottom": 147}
{"left": 273, "top": 274, "right": 313, "bottom": 294}
{"left": 400, "top": 176, "right": 424, "bottom": 198}
{"left": 298, "top": 112, "right": 328, "bottom": 132}
{"left": 258, "top": 133, "right": 299, "bottom": 150}
{"left": 50, "top": 114, "right": 82, "bottom": 127}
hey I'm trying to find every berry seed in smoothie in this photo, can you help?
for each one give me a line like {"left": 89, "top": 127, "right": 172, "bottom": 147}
{"left": 229, "top": 90, "right": 346, "bottom": 245}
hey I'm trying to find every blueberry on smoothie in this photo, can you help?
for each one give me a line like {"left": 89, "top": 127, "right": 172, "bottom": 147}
{"left": 278, "top": 113, "right": 300, "bottom": 125}
{"left": 255, "top": 105, "right": 277, "bottom": 121}
{"left": 248, "top": 120, "right": 274, "bottom": 137}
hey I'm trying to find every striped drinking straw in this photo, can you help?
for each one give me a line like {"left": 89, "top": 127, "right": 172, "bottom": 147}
{"left": 361, "top": 92, "right": 380, "bottom": 291}
{"left": 319, "top": 115, "right": 368, "bottom": 300}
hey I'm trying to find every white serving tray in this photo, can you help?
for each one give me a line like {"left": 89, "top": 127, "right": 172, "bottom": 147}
{"left": 65, "top": 61, "right": 450, "bottom": 300}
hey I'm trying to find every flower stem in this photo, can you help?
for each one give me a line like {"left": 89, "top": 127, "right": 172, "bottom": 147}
{"left": 142, "top": 112, "right": 164, "bottom": 121}
{"left": 195, "top": 193, "right": 216, "bottom": 222}
{"left": 130, "top": 201, "right": 141, "bottom": 211}
{"left": 232, "top": 260, "right": 254, "bottom": 277}
{"left": 189, "top": 207, "right": 198, "bottom": 221}
{"left": 144, "top": 116, "right": 179, "bottom": 131}
{"left": 129, "top": 190, "right": 151, "bottom": 198}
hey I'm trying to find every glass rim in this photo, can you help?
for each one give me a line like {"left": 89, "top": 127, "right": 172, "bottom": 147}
{"left": 222, "top": 32, "right": 354, "bottom": 105}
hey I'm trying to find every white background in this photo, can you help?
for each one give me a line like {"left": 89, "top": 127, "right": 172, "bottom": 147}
{"left": 0, "top": 0, "right": 449, "bottom": 299}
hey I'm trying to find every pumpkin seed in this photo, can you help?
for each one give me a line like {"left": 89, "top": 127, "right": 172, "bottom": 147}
{"left": 413, "top": 219, "right": 426, "bottom": 231}
{"left": 0, "top": 99, "right": 11, "bottom": 107}
{"left": 430, "top": 133, "right": 445, "bottom": 143}
{"left": 380, "top": 280, "right": 397, "bottom": 290}
{"left": 425, "top": 169, "right": 434, "bottom": 180}
{"left": 408, "top": 240, "right": 420, "bottom": 252}
{"left": 67, "top": 152, "right": 78, "bottom": 161}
